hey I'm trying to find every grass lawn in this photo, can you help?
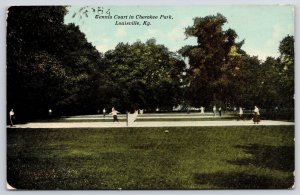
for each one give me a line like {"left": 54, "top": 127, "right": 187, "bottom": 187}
{"left": 7, "top": 126, "right": 294, "bottom": 190}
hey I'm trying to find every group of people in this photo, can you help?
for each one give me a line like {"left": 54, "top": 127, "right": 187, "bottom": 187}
{"left": 237, "top": 106, "right": 260, "bottom": 124}
{"left": 8, "top": 105, "right": 261, "bottom": 127}
{"left": 212, "top": 105, "right": 261, "bottom": 124}
{"left": 8, "top": 107, "right": 122, "bottom": 127}
{"left": 213, "top": 106, "right": 223, "bottom": 117}
{"left": 106, "top": 105, "right": 262, "bottom": 125}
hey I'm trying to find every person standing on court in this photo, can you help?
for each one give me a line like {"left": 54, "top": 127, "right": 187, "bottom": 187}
{"left": 238, "top": 107, "right": 244, "bottom": 121}
{"left": 9, "top": 109, "right": 15, "bottom": 127}
{"left": 200, "top": 106, "right": 204, "bottom": 114}
{"left": 48, "top": 108, "right": 52, "bottom": 118}
{"left": 218, "top": 107, "right": 222, "bottom": 117}
{"left": 110, "top": 107, "right": 120, "bottom": 122}
{"left": 253, "top": 106, "right": 260, "bottom": 124}
{"left": 103, "top": 108, "right": 106, "bottom": 118}
{"left": 213, "top": 105, "right": 217, "bottom": 116}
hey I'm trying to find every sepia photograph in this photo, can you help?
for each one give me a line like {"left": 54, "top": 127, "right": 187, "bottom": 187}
{"left": 6, "top": 4, "right": 295, "bottom": 190}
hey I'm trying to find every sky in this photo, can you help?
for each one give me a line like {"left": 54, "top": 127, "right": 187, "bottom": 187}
{"left": 64, "top": 5, "right": 294, "bottom": 61}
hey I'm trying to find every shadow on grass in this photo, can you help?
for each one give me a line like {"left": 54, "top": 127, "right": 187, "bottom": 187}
{"left": 193, "top": 172, "right": 293, "bottom": 189}
{"left": 193, "top": 144, "right": 295, "bottom": 189}
{"left": 7, "top": 156, "right": 111, "bottom": 190}
{"left": 7, "top": 154, "right": 183, "bottom": 190}
{"left": 228, "top": 144, "right": 294, "bottom": 172}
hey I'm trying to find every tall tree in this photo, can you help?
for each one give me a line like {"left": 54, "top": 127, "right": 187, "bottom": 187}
{"left": 7, "top": 6, "right": 68, "bottom": 120}
{"left": 278, "top": 35, "right": 294, "bottom": 108}
{"left": 53, "top": 23, "right": 105, "bottom": 115}
{"left": 179, "top": 13, "right": 245, "bottom": 108}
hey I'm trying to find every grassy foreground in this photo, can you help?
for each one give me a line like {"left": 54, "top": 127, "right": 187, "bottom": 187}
{"left": 7, "top": 126, "right": 294, "bottom": 190}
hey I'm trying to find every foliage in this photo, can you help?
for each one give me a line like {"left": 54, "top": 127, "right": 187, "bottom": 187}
{"left": 7, "top": 6, "right": 105, "bottom": 120}
{"left": 103, "top": 39, "right": 186, "bottom": 111}
{"left": 179, "top": 13, "right": 246, "bottom": 108}
{"left": 277, "top": 35, "right": 294, "bottom": 108}
{"left": 7, "top": 7, "right": 294, "bottom": 120}
{"left": 233, "top": 36, "right": 294, "bottom": 110}
{"left": 7, "top": 6, "right": 68, "bottom": 120}
{"left": 179, "top": 14, "right": 294, "bottom": 111}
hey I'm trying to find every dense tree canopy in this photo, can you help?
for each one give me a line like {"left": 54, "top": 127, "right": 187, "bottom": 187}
{"left": 179, "top": 13, "right": 294, "bottom": 112}
{"left": 103, "top": 39, "right": 186, "bottom": 111}
{"left": 7, "top": 6, "right": 105, "bottom": 120}
{"left": 230, "top": 35, "right": 294, "bottom": 110}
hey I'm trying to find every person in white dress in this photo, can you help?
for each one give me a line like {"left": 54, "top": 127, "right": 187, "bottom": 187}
{"left": 253, "top": 106, "right": 260, "bottom": 124}
{"left": 238, "top": 107, "right": 244, "bottom": 121}
{"left": 200, "top": 106, "right": 205, "bottom": 114}
{"left": 213, "top": 105, "right": 217, "bottom": 116}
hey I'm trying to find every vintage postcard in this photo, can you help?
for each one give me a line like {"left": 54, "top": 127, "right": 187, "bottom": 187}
{"left": 6, "top": 5, "right": 295, "bottom": 190}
